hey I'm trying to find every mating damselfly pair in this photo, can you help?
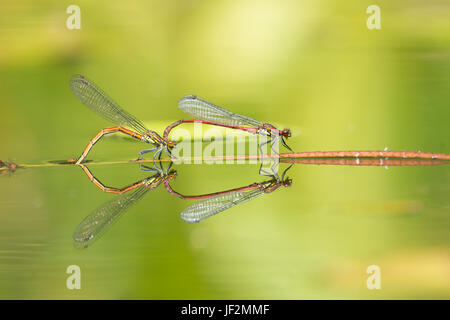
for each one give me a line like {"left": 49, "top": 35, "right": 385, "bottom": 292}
{"left": 69, "top": 74, "right": 293, "bottom": 168}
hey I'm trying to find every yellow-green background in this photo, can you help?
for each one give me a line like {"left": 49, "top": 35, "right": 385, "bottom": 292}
{"left": 0, "top": 0, "right": 449, "bottom": 299}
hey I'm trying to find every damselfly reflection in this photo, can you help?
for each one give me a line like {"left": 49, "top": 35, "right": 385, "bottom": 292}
{"left": 73, "top": 163, "right": 176, "bottom": 249}
{"left": 165, "top": 165, "right": 293, "bottom": 223}
{"left": 74, "top": 160, "right": 292, "bottom": 247}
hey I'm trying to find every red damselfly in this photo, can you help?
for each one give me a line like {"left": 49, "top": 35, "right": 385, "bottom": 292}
{"left": 163, "top": 95, "right": 292, "bottom": 154}
{"left": 70, "top": 75, "right": 175, "bottom": 168}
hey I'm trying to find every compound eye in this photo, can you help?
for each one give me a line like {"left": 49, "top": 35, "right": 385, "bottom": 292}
{"left": 283, "top": 129, "right": 291, "bottom": 137}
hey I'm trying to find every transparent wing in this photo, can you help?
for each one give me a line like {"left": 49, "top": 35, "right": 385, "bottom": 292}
{"left": 180, "top": 188, "right": 264, "bottom": 223}
{"left": 73, "top": 185, "right": 150, "bottom": 249}
{"left": 70, "top": 74, "right": 148, "bottom": 135}
{"left": 178, "top": 95, "right": 263, "bottom": 128}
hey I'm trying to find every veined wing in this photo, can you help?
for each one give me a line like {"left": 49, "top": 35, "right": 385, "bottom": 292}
{"left": 180, "top": 188, "right": 264, "bottom": 223}
{"left": 70, "top": 74, "right": 148, "bottom": 135}
{"left": 73, "top": 185, "right": 150, "bottom": 249}
{"left": 178, "top": 95, "right": 263, "bottom": 128}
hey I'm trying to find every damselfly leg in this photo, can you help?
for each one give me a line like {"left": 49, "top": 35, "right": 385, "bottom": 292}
{"left": 139, "top": 153, "right": 174, "bottom": 175}
{"left": 259, "top": 158, "right": 280, "bottom": 180}
{"left": 280, "top": 136, "right": 293, "bottom": 152}
{"left": 138, "top": 145, "right": 159, "bottom": 172}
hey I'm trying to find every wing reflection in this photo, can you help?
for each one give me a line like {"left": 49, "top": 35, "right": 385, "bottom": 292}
{"left": 73, "top": 163, "right": 176, "bottom": 249}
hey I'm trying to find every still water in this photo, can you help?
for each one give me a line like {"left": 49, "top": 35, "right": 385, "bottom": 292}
{"left": 1, "top": 146, "right": 449, "bottom": 299}
{"left": 0, "top": 0, "right": 449, "bottom": 299}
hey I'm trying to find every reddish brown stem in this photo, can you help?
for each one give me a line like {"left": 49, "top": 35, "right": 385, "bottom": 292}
{"left": 279, "top": 150, "right": 450, "bottom": 160}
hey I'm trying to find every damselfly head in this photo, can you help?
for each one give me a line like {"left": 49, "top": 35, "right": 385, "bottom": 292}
{"left": 167, "top": 169, "right": 177, "bottom": 181}
{"left": 281, "top": 128, "right": 291, "bottom": 138}
{"left": 282, "top": 178, "right": 293, "bottom": 187}
{"left": 167, "top": 140, "right": 176, "bottom": 148}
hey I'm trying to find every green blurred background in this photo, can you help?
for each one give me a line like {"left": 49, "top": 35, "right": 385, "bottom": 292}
{"left": 0, "top": 0, "right": 449, "bottom": 299}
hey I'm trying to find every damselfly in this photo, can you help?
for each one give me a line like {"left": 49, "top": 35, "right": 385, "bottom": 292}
{"left": 70, "top": 75, "right": 175, "bottom": 168}
{"left": 73, "top": 163, "right": 176, "bottom": 249}
{"left": 171, "top": 164, "right": 293, "bottom": 223}
{"left": 163, "top": 95, "right": 293, "bottom": 154}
